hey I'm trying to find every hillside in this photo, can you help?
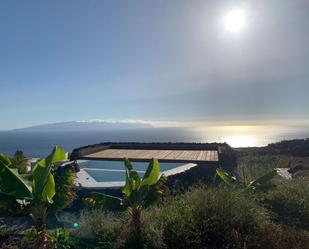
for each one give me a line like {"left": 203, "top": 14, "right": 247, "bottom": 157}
{"left": 12, "top": 121, "right": 153, "bottom": 132}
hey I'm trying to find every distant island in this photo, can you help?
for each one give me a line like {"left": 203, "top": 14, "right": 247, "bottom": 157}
{"left": 11, "top": 120, "right": 153, "bottom": 132}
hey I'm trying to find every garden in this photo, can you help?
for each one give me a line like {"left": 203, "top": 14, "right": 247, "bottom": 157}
{"left": 0, "top": 145, "right": 308, "bottom": 249}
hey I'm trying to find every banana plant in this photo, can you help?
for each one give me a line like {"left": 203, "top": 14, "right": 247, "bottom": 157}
{"left": 86, "top": 158, "right": 168, "bottom": 245}
{"left": 0, "top": 146, "right": 68, "bottom": 236}
{"left": 216, "top": 168, "right": 277, "bottom": 191}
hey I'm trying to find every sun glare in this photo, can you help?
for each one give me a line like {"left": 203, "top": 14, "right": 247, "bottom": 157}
{"left": 224, "top": 9, "right": 246, "bottom": 32}
{"left": 224, "top": 135, "right": 255, "bottom": 148}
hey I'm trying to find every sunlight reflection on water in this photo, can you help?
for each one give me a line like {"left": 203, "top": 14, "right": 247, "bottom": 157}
{"left": 190, "top": 124, "right": 309, "bottom": 147}
{"left": 0, "top": 124, "right": 308, "bottom": 156}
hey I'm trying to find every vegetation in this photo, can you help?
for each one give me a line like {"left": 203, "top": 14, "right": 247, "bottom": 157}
{"left": 49, "top": 228, "right": 75, "bottom": 249}
{"left": 0, "top": 150, "right": 29, "bottom": 176}
{"left": 216, "top": 168, "right": 277, "bottom": 191}
{"left": 10, "top": 150, "right": 29, "bottom": 174}
{"left": 49, "top": 163, "right": 76, "bottom": 213}
{"left": 236, "top": 138, "right": 309, "bottom": 157}
{"left": 0, "top": 146, "right": 69, "bottom": 248}
{"left": 85, "top": 158, "right": 168, "bottom": 248}
{"left": 235, "top": 155, "right": 290, "bottom": 180}
{"left": 264, "top": 177, "right": 309, "bottom": 230}
{"left": 265, "top": 138, "right": 309, "bottom": 156}
{"left": 0, "top": 140, "right": 309, "bottom": 249}
{"left": 74, "top": 209, "right": 122, "bottom": 249}
{"left": 69, "top": 186, "right": 308, "bottom": 249}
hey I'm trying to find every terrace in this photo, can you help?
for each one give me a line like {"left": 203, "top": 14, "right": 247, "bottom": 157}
{"left": 72, "top": 143, "right": 220, "bottom": 189}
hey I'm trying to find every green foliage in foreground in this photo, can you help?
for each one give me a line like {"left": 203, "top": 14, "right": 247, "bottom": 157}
{"left": 216, "top": 168, "right": 277, "bottom": 191}
{"left": 73, "top": 186, "right": 309, "bottom": 249}
{"left": 1, "top": 145, "right": 308, "bottom": 249}
{"left": 1, "top": 182, "right": 308, "bottom": 249}
{"left": 74, "top": 210, "right": 122, "bottom": 249}
{"left": 50, "top": 163, "right": 76, "bottom": 213}
{"left": 264, "top": 177, "right": 309, "bottom": 230}
{"left": 85, "top": 158, "right": 168, "bottom": 248}
{"left": 49, "top": 228, "right": 75, "bottom": 249}
{"left": 0, "top": 146, "right": 68, "bottom": 246}
{"left": 142, "top": 186, "right": 267, "bottom": 249}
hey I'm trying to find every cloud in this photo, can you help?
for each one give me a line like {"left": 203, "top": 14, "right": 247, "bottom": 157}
{"left": 76, "top": 119, "right": 195, "bottom": 128}
{"left": 76, "top": 117, "right": 309, "bottom": 128}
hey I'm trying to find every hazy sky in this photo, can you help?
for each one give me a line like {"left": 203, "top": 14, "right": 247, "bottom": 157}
{"left": 1, "top": 0, "right": 309, "bottom": 129}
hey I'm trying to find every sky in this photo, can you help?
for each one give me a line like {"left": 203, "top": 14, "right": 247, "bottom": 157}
{"left": 1, "top": 0, "right": 309, "bottom": 130}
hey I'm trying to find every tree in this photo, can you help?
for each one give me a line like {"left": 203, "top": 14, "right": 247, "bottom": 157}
{"left": 10, "top": 150, "right": 29, "bottom": 174}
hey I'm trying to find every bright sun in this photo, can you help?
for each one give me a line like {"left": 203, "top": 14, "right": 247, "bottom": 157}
{"left": 225, "top": 135, "right": 255, "bottom": 148}
{"left": 224, "top": 9, "right": 246, "bottom": 32}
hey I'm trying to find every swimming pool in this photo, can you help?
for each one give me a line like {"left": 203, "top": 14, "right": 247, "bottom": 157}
{"left": 78, "top": 160, "right": 185, "bottom": 182}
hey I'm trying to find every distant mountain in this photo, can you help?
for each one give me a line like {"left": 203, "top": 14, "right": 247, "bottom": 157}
{"left": 13, "top": 121, "right": 153, "bottom": 132}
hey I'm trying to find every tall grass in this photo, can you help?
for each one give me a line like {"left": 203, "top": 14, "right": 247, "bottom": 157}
{"left": 74, "top": 209, "right": 122, "bottom": 249}
{"left": 264, "top": 177, "right": 309, "bottom": 230}
{"left": 142, "top": 186, "right": 279, "bottom": 249}
{"left": 235, "top": 155, "right": 290, "bottom": 182}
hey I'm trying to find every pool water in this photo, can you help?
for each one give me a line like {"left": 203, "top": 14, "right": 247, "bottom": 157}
{"left": 79, "top": 160, "right": 184, "bottom": 182}
{"left": 85, "top": 169, "right": 129, "bottom": 182}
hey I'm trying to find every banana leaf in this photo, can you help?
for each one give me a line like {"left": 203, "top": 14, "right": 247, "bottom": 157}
{"left": 248, "top": 169, "right": 277, "bottom": 190}
{"left": 123, "top": 158, "right": 141, "bottom": 197}
{"left": 0, "top": 153, "right": 11, "bottom": 165}
{"left": 32, "top": 146, "right": 67, "bottom": 203}
{"left": 141, "top": 159, "right": 160, "bottom": 187}
{"left": 0, "top": 160, "right": 32, "bottom": 199}
{"left": 143, "top": 174, "right": 168, "bottom": 207}
{"left": 216, "top": 168, "right": 237, "bottom": 186}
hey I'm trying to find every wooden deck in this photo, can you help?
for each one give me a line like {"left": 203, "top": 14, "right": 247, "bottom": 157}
{"left": 82, "top": 149, "right": 219, "bottom": 163}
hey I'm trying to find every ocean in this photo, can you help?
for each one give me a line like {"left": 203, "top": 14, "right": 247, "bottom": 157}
{"left": 0, "top": 126, "right": 308, "bottom": 157}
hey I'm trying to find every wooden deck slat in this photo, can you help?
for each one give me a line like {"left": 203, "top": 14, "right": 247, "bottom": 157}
{"left": 197, "top": 151, "right": 204, "bottom": 160}
{"left": 175, "top": 151, "right": 186, "bottom": 160}
{"left": 85, "top": 149, "right": 219, "bottom": 162}
{"left": 168, "top": 151, "right": 184, "bottom": 160}
{"left": 179, "top": 151, "right": 191, "bottom": 160}
{"left": 208, "top": 151, "right": 212, "bottom": 161}
{"left": 214, "top": 151, "right": 218, "bottom": 161}
{"left": 194, "top": 151, "right": 201, "bottom": 160}
{"left": 162, "top": 150, "right": 175, "bottom": 159}
{"left": 206, "top": 151, "right": 211, "bottom": 161}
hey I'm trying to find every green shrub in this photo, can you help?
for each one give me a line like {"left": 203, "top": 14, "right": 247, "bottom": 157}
{"left": 293, "top": 169, "right": 309, "bottom": 179}
{"left": 73, "top": 209, "right": 123, "bottom": 249}
{"left": 248, "top": 224, "right": 309, "bottom": 249}
{"left": 70, "top": 186, "right": 308, "bottom": 249}
{"left": 85, "top": 158, "right": 168, "bottom": 249}
{"left": 0, "top": 228, "right": 11, "bottom": 246}
{"left": 49, "top": 228, "right": 74, "bottom": 249}
{"left": 236, "top": 155, "right": 289, "bottom": 183}
{"left": 264, "top": 178, "right": 309, "bottom": 229}
{"left": 0, "top": 193, "right": 27, "bottom": 216}
{"left": 143, "top": 186, "right": 272, "bottom": 249}
{"left": 49, "top": 163, "right": 76, "bottom": 213}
